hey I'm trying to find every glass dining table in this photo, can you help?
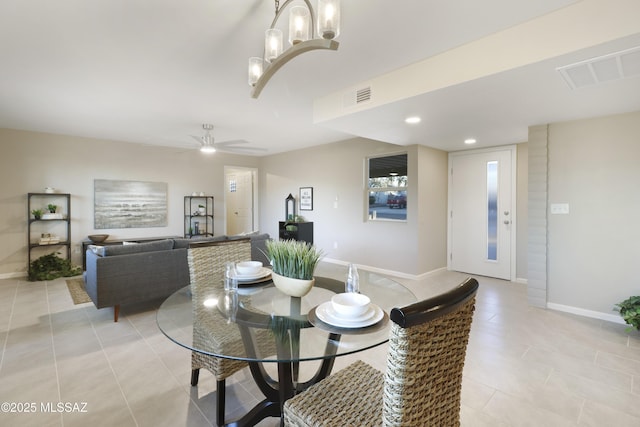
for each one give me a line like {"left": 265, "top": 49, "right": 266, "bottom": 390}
{"left": 157, "top": 263, "right": 416, "bottom": 427}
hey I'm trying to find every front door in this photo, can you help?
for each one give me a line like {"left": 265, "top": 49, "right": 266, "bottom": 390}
{"left": 225, "top": 168, "right": 255, "bottom": 235}
{"left": 448, "top": 147, "right": 515, "bottom": 280}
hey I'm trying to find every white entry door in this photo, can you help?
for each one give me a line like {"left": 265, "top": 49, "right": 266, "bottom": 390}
{"left": 448, "top": 147, "right": 515, "bottom": 280}
{"left": 225, "top": 169, "right": 255, "bottom": 235}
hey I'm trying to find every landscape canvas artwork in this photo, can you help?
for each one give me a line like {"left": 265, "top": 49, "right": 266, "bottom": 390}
{"left": 94, "top": 180, "right": 168, "bottom": 229}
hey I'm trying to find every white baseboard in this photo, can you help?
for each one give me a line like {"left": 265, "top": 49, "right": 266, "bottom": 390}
{"left": 515, "top": 277, "right": 528, "bottom": 284}
{"left": 0, "top": 272, "right": 27, "bottom": 280}
{"left": 321, "top": 258, "right": 445, "bottom": 281}
{"left": 546, "top": 302, "right": 626, "bottom": 325}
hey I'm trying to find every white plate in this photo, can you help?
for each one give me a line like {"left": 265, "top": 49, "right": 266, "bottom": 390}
{"left": 315, "top": 301, "right": 384, "bottom": 328}
{"left": 235, "top": 267, "right": 271, "bottom": 281}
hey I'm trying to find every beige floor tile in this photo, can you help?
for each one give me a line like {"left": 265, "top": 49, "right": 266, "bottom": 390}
{"left": 595, "top": 350, "right": 640, "bottom": 376}
{"left": 1, "top": 272, "right": 639, "bottom": 426}
{"left": 579, "top": 399, "right": 640, "bottom": 427}
{"left": 483, "top": 390, "right": 578, "bottom": 426}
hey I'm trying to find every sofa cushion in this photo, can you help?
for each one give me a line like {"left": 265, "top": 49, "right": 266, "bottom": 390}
{"left": 102, "top": 239, "right": 174, "bottom": 256}
{"left": 172, "top": 235, "right": 228, "bottom": 249}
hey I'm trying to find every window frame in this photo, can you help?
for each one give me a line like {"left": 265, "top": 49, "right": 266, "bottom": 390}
{"left": 365, "top": 152, "right": 408, "bottom": 222}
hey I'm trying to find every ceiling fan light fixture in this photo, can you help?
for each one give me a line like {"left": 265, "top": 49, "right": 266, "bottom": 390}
{"left": 249, "top": 0, "right": 340, "bottom": 98}
{"left": 200, "top": 144, "right": 216, "bottom": 153}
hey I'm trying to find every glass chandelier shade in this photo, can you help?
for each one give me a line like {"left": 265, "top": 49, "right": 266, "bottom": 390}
{"left": 248, "top": 57, "right": 264, "bottom": 86}
{"left": 265, "top": 28, "right": 283, "bottom": 63}
{"left": 318, "top": 0, "right": 340, "bottom": 39}
{"left": 288, "top": 6, "right": 310, "bottom": 45}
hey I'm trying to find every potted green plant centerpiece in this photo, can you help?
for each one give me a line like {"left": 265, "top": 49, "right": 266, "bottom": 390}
{"left": 266, "top": 239, "right": 323, "bottom": 297}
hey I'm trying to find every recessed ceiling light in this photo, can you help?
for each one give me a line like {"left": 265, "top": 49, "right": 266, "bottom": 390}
{"left": 405, "top": 116, "right": 421, "bottom": 124}
{"left": 464, "top": 138, "right": 477, "bottom": 145}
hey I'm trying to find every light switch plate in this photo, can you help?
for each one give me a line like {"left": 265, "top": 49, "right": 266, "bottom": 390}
{"left": 550, "top": 203, "right": 570, "bottom": 214}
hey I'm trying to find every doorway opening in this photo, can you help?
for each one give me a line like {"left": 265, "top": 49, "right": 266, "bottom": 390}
{"left": 224, "top": 167, "right": 258, "bottom": 235}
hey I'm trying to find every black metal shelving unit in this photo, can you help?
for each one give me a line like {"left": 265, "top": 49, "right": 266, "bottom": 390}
{"left": 184, "top": 196, "right": 214, "bottom": 238}
{"left": 27, "top": 192, "right": 71, "bottom": 271}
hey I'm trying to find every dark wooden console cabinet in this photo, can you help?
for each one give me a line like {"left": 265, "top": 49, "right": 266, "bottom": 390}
{"left": 278, "top": 221, "right": 313, "bottom": 245}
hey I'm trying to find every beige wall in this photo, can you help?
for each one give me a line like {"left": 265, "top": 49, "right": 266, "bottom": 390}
{"left": 546, "top": 111, "right": 640, "bottom": 315}
{"left": 259, "top": 138, "right": 449, "bottom": 276}
{"left": 1, "top": 129, "right": 449, "bottom": 278}
{"left": 0, "top": 128, "right": 259, "bottom": 277}
{"left": 417, "top": 144, "right": 449, "bottom": 273}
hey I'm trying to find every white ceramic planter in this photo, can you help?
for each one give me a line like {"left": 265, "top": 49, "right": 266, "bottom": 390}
{"left": 271, "top": 272, "right": 315, "bottom": 297}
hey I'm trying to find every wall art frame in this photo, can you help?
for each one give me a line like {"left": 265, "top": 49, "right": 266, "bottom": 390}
{"left": 94, "top": 179, "right": 168, "bottom": 229}
{"left": 299, "top": 187, "right": 313, "bottom": 211}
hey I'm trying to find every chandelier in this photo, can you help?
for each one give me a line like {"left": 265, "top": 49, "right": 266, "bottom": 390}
{"left": 248, "top": 0, "right": 341, "bottom": 98}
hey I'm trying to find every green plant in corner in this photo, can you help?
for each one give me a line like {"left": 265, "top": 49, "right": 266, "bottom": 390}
{"left": 28, "top": 252, "right": 82, "bottom": 281}
{"left": 614, "top": 295, "right": 640, "bottom": 331}
{"left": 31, "top": 209, "right": 43, "bottom": 219}
{"left": 47, "top": 204, "right": 57, "bottom": 213}
{"left": 265, "top": 239, "right": 323, "bottom": 280}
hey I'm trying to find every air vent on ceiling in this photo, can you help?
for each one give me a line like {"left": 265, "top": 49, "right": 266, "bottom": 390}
{"left": 356, "top": 86, "right": 372, "bottom": 103}
{"left": 343, "top": 85, "right": 372, "bottom": 108}
{"left": 557, "top": 45, "right": 640, "bottom": 90}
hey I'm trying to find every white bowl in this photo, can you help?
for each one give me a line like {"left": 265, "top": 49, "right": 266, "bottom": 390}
{"left": 331, "top": 293, "right": 371, "bottom": 317}
{"left": 235, "top": 261, "right": 263, "bottom": 276}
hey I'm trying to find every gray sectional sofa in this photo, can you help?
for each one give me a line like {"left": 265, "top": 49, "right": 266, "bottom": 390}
{"left": 84, "top": 233, "right": 270, "bottom": 321}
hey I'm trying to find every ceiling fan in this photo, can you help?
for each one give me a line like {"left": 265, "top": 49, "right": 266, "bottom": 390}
{"left": 191, "top": 124, "right": 267, "bottom": 154}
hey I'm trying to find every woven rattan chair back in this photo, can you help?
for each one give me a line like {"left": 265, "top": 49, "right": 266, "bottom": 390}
{"left": 188, "top": 238, "right": 252, "bottom": 379}
{"left": 382, "top": 277, "right": 479, "bottom": 426}
{"left": 188, "top": 238, "right": 252, "bottom": 294}
{"left": 187, "top": 238, "right": 252, "bottom": 426}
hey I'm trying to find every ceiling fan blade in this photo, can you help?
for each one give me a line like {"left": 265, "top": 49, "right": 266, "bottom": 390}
{"left": 214, "top": 139, "right": 250, "bottom": 146}
{"left": 217, "top": 145, "right": 268, "bottom": 153}
{"left": 190, "top": 135, "right": 204, "bottom": 145}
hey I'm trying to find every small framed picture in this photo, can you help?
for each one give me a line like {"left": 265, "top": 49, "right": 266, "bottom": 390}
{"left": 300, "top": 187, "right": 313, "bottom": 211}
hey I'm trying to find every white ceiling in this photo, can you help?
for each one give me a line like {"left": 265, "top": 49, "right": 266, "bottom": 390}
{"left": 1, "top": 0, "right": 639, "bottom": 155}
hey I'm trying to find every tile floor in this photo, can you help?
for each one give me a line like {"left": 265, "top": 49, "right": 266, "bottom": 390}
{"left": 0, "top": 267, "right": 639, "bottom": 426}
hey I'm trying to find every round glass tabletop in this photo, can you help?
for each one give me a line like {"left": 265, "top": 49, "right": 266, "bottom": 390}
{"left": 157, "top": 263, "right": 416, "bottom": 363}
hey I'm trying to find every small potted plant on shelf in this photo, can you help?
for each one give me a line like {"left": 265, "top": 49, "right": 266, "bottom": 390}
{"left": 615, "top": 295, "right": 640, "bottom": 332}
{"left": 47, "top": 204, "right": 57, "bottom": 213}
{"left": 198, "top": 204, "right": 206, "bottom": 215}
{"left": 265, "top": 239, "right": 323, "bottom": 297}
{"left": 31, "top": 209, "right": 43, "bottom": 220}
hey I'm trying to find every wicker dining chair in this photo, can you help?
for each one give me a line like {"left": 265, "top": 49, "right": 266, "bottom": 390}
{"left": 188, "top": 238, "right": 252, "bottom": 427}
{"left": 283, "top": 277, "right": 479, "bottom": 427}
